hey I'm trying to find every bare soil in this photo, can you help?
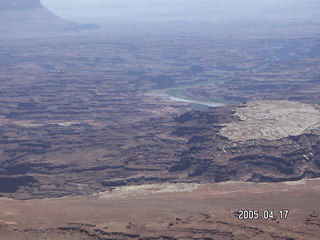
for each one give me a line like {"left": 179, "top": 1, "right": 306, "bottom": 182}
{"left": 0, "top": 179, "right": 319, "bottom": 240}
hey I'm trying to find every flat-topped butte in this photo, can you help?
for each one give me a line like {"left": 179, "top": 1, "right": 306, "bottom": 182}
{"left": 220, "top": 100, "right": 320, "bottom": 141}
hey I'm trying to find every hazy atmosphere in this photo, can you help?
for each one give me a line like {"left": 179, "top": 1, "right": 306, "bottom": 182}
{"left": 42, "top": 0, "right": 320, "bottom": 23}
{"left": 1, "top": 0, "right": 320, "bottom": 239}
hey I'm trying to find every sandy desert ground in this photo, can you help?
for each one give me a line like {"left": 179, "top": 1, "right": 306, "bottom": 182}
{"left": 0, "top": 178, "right": 319, "bottom": 240}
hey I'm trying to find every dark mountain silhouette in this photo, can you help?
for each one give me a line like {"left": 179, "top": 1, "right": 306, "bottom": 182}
{"left": 0, "top": 0, "right": 42, "bottom": 10}
{"left": 0, "top": 0, "right": 100, "bottom": 36}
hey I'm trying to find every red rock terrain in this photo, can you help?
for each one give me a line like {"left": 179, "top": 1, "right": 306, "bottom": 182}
{"left": 0, "top": 180, "right": 319, "bottom": 240}
{"left": 0, "top": 35, "right": 320, "bottom": 199}
{"left": 0, "top": 6, "right": 320, "bottom": 238}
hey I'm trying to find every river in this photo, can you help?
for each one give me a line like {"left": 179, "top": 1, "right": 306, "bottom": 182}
{"left": 145, "top": 87, "right": 225, "bottom": 109}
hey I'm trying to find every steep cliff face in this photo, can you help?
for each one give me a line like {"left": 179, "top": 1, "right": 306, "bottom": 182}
{"left": 0, "top": 0, "right": 41, "bottom": 11}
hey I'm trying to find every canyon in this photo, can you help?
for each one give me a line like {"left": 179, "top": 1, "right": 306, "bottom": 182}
{"left": 0, "top": 1, "right": 319, "bottom": 239}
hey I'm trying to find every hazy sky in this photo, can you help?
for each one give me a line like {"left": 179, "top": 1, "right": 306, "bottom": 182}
{"left": 41, "top": 0, "right": 320, "bottom": 23}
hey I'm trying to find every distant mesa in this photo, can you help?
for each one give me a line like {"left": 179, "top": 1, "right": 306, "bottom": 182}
{"left": 0, "top": 0, "right": 42, "bottom": 11}
{"left": 0, "top": 0, "right": 100, "bottom": 36}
